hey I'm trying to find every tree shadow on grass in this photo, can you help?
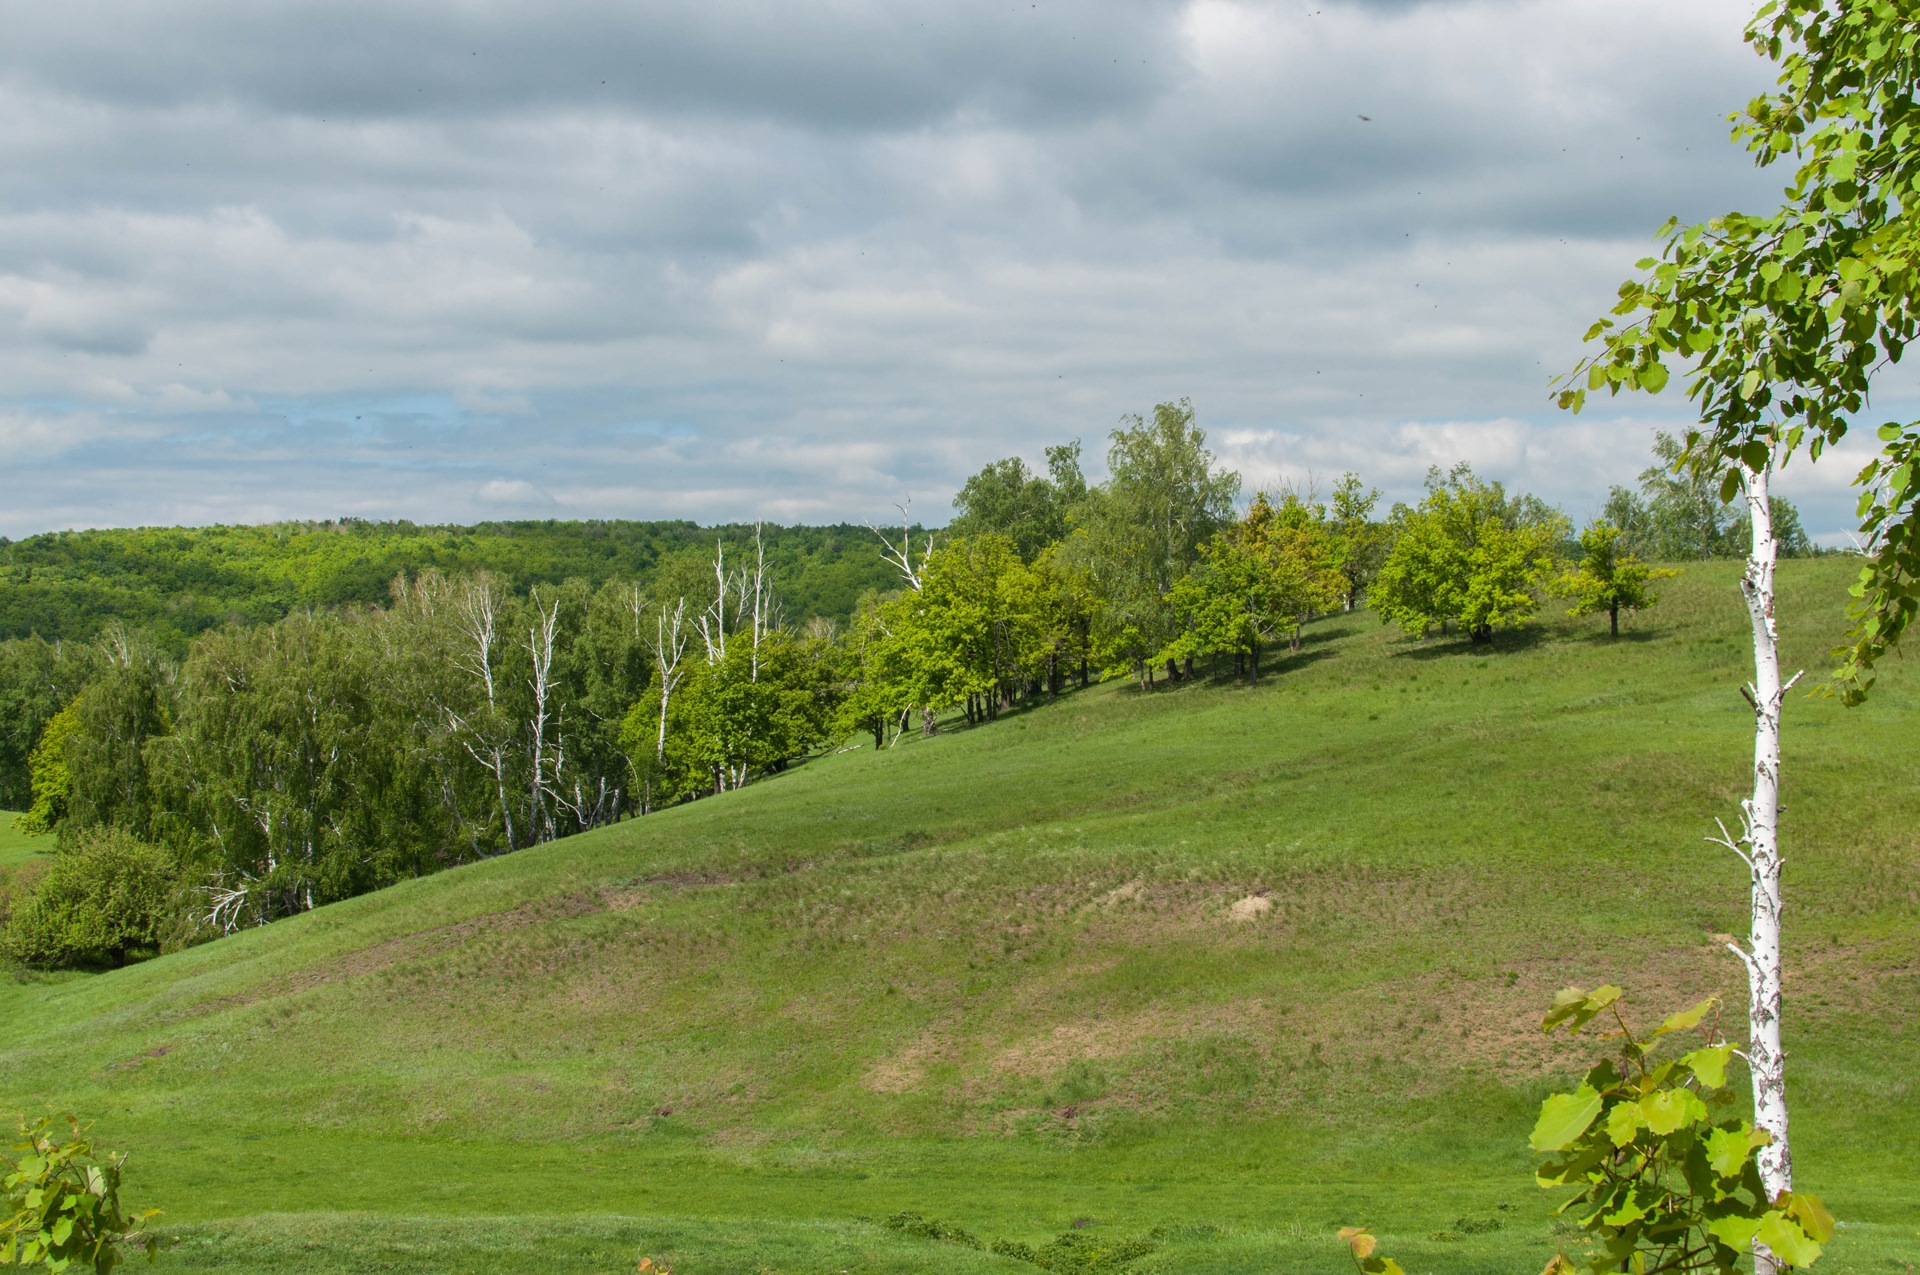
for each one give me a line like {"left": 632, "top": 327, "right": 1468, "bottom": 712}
{"left": 1388, "top": 625, "right": 1552, "bottom": 660}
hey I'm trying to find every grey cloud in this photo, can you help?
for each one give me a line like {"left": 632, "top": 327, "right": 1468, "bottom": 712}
{"left": 2, "top": 0, "right": 1182, "bottom": 129}
{"left": 0, "top": 0, "right": 1893, "bottom": 548}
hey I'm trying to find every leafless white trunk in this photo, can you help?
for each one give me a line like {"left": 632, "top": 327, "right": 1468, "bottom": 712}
{"left": 867, "top": 496, "right": 930, "bottom": 591}
{"left": 653, "top": 597, "right": 688, "bottom": 763}
{"left": 446, "top": 573, "right": 516, "bottom": 850}
{"left": 1711, "top": 461, "right": 1796, "bottom": 1271}
{"left": 695, "top": 539, "right": 731, "bottom": 663}
{"left": 526, "top": 590, "right": 561, "bottom": 843}
{"left": 455, "top": 574, "right": 501, "bottom": 707}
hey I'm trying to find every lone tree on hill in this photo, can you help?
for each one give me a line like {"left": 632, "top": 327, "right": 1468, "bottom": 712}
{"left": 1370, "top": 464, "right": 1566, "bottom": 643}
{"left": 1554, "top": 521, "right": 1680, "bottom": 637}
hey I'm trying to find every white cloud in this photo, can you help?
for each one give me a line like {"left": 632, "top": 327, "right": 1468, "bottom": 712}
{"left": 473, "top": 478, "right": 557, "bottom": 507}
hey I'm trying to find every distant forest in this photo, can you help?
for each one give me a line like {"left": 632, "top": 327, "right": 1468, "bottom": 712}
{"left": 0, "top": 520, "right": 910, "bottom": 650}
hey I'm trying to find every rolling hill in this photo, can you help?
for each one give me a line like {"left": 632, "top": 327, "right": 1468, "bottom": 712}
{"left": 1, "top": 559, "right": 1915, "bottom": 1275}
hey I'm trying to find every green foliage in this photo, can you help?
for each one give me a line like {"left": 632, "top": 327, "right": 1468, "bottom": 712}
{"left": 1166, "top": 492, "right": 1343, "bottom": 682}
{"left": 0, "top": 520, "right": 902, "bottom": 651}
{"left": 1330, "top": 473, "right": 1392, "bottom": 610}
{"left": 1553, "top": 522, "right": 1681, "bottom": 637}
{"left": 655, "top": 632, "right": 840, "bottom": 798}
{"left": 0, "top": 643, "right": 101, "bottom": 813}
{"left": 1066, "top": 401, "right": 1240, "bottom": 682}
{"left": 947, "top": 444, "right": 1087, "bottom": 561}
{"left": 0, "top": 1117, "right": 157, "bottom": 1274}
{"left": 1, "top": 827, "right": 179, "bottom": 970}
{"left": 1533, "top": 987, "right": 1835, "bottom": 1275}
{"left": 1370, "top": 465, "right": 1567, "bottom": 642}
{"left": 879, "top": 1212, "right": 982, "bottom": 1248}
{"left": 16, "top": 708, "right": 78, "bottom": 837}
{"left": 1605, "top": 433, "right": 1814, "bottom": 563}
{"left": 1559, "top": 0, "right": 1920, "bottom": 698}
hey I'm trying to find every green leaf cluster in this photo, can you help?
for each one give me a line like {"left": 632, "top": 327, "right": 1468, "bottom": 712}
{"left": 1165, "top": 491, "right": 1345, "bottom": 683}
{"left": 1532, "top": 988, "right": 1835, "bottom": 1275}
{"left": 0, "top": 1117, "right": 158, "bottom": 1273}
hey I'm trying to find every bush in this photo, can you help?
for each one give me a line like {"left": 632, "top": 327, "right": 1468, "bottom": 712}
{"left": 3, "top": 828, "right": 179, "bottom": 969}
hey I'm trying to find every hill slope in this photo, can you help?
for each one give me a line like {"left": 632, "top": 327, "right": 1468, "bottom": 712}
{"left": 2, "top": 560, "right": 1915, "bottom": 1275}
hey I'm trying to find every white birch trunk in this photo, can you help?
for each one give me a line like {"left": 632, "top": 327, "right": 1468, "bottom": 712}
{"left": 526, "top": 592, "right": 561, "bottom": 844}
{"left": 1726, "top": 462, "right": 1793, "bottom": 1273}
{"left": 654, "top": 598, "right": 688, "bottom": 763}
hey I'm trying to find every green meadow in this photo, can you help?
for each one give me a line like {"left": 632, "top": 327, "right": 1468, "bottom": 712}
{"left": 0, "top": 812, "right": 44, "bottom": 869}
{"left": 2, "top": 559, "right": 1915, "bottom": 1274}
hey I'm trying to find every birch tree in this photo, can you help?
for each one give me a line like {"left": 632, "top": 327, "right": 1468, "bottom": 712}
{"left": 1558, "top": 3, "right": 1920, "bottom": 1256}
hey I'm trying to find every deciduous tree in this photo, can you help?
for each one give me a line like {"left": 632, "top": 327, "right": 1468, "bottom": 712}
{"left": 1554, "top": 522, "right": 1681, "bottom": 638}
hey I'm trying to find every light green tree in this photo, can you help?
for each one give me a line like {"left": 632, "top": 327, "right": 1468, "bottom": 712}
{"left": 947, "top": 442, "right": 1087, "bottom": 561}
{"left": 1329, "top": 473, "right": 1390, "bottom": 612}
{"left": 3, "top": 827, "right": 178, "bottom": 969}
{"left": 1370, "top": 466, "right": 1566, "bottom": 643}
{"left": 1554, "top": 522, "right": 1681, "bottom": 638}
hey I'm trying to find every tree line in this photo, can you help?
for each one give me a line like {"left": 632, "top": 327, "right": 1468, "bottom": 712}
{"left": 0, "top": 407, "right": 1821, "bottom": 967}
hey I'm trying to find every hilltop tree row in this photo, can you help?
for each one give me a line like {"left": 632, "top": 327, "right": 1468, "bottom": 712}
{"left": 0, "top": 407, "right": 1817, "bottom": 965}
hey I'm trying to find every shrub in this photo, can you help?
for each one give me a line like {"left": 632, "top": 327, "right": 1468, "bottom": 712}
{"left": 3, "top": 828, "right": 179, "bottom": 969}
{"left": 0, "top": 1115, "right": 159, "bottom": 1272}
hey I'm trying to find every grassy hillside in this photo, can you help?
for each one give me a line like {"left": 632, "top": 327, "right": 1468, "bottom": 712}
{"left": 2, "top": 560, "right": 1915, "bottom": 1275}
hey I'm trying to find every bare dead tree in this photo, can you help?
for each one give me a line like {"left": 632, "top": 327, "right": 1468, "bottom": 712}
{"left": 526, "top": 588, "right": 562, "bottom": 844}
{"left": 442, "top": 572, "right": 518, "bottom": 852}
{"left": 867, "top": 496, "right": 930, "bottom": 591}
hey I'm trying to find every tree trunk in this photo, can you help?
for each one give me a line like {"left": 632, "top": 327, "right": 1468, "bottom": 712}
{"left": 1734, "top": 462, "right": 1792, "bottom": 1268}
{"left": 1247, "top": 640, "right": 1259, "bottom": 687}
{"left": 1610, "top": 598, "right": 1620, "bottom": 639}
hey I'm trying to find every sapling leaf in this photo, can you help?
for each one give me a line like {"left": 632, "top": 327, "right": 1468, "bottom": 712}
{"left": 1651, "top": 998, "right": 1716, "bottom": 1039}
{"left": 1683, "top": 1044, "right": 1732, "bottom": 1088}
{"left": 1532, "top": 1086, "right": 1605, "bottom": 1152}
{"left": 1704, "top": 1126, "right": 1752, "bottom": 1177}
{"left": 1783, "top": 1192, "right": 1837, "bottom": 1243}
{"left": 1606, "top": 1101, "right": 1643, "bottom": 1148}
{"left": 1542, "top": 988, "right": 1589, "bottom": 1032}
{"left": 1756, "top": 1212, "right": 1824, "bottom": 1267}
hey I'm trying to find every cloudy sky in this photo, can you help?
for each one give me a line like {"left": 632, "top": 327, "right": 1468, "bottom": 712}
{"left": 0, "top": 0, "right": 1890, "bottom": 538}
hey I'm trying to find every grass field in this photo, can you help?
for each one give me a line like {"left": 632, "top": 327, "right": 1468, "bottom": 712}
{"left": 0, "top": 809, "right": 45, "bottom": 868}
{"left": 2, "top": 560, "right": 1916, "bottom": 1275}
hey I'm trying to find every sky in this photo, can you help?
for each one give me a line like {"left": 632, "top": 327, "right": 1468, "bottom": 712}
{"left": 0, "top": 0, "right": 1895, "bottom": 540}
